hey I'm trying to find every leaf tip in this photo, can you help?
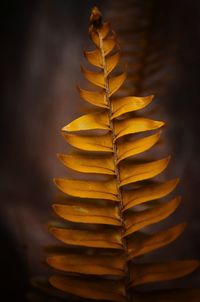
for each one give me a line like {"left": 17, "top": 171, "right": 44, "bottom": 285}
{"left": 176, "top": 195, "right": 182, "bottom": 206}
{"left": 46, "top": 256, "right": 52, "bottom": 266}
{"left": 180, "top": 221, "right": 188, "bottom": 232}
{"left": 189, "top": 260, "right": 200, "bottom": 272}
{"left": 159, "top": 120, "right": 165, "bottom": 128}
{"left": 80, "top": 64, "right": 84, "bottom": 72}
{"left": 61, "top": 124, "right": 70, "bottom": 132}
{"left": 52, "top": 203, "right": 57, "bottom": 211}
{"left": 167, "top": 154, "right": 171, "bottom": 161}
{"left": 53, "top": 178, "right": 61, "bottom": 188}
{"left": 56, "top": 153, "right": 63, "bottom": 160}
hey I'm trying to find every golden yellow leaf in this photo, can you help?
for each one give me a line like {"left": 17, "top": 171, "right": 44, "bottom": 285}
{"left": 58, "top": 153, "right": 115, "bottom": 175}
{"left": 84, "top": 49, "right": 103, "bottom": 68}
{"left": 109, "top": 72, "right": 127, "bottom": 95}
{"left": 54, "top": 178, "right": 119, "bottom": 201}
{"left": 117, "top": 132, "right": 160, "bottom": 162}
{"left": 124, "top": 196, "right": 181, "bottom": 236}
{"left": 114, "top": 117, "right": 164, "bottom": 140}
{"left": 81, "top": 66, "right": 105, "bottom": 88}
{"left": 49, "top": 227, "right": 123, "bottom": 249}
{"left": 47, "top": 253, "right": 125, "bottom": 276}
{"left": 112, "top": 95, "right": 153, "bottom": 119}
{"left": 49, "top": 275, "right": 126, "bottom": 302}
{"left": 128, "top": 223, "right": 186, "bottom": 259}
{"left": 103, "top": 36, "right": 117, "bottom": 55}
{"left": 106, "top": 52, "right": 120, "bottom": 74}
{"left": 78, "top": 87, "right": 107, "bottom": 108}
{"left": 130, "top": 260, "right": 200, "bottom": 286}
{"left": 63, "top": 133, "right": 113, "bottom": 152}
{"left": 62, "top": 111, "right": 109, "bottom": 132}
{"left": 123, "top": 179, "right": 179, "bottom": 210}
{"left": 53, "top": 200, "right": 121, "bottom": 225}
{"left": 90, "top": 22, "right": 110, "bottom": 46}
{"left": 120, "top": 157, "right": 170, "bottom": 187}
{"left": 90, "top": 30, "right": 100, "bottom": 48}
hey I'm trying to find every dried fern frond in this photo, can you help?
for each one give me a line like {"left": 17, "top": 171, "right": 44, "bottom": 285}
{"left": 106, "top": 0, "right": 175, "bottom": 97}
{"left": 34, "top": 6, "right": 200, "bottom": 302}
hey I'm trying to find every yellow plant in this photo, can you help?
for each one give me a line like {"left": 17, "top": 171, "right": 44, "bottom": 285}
{"left": 44, "top": 7, "right": 199, "bottom": 302}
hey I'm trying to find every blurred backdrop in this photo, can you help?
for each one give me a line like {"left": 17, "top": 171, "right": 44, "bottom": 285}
{"left": 1, "top": 0, "right": 200, "bottom": 300}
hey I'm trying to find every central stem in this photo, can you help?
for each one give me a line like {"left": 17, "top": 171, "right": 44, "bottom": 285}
{"left": 98, "top": 29, "right": 131, "bottom": 301}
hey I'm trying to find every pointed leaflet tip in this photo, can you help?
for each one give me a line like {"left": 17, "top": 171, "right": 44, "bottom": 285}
{"left": 61, "top": 124, "right": 69, "bottom": 132}
{"left": 56, "top": 153, "right": 61, "bottom": 159}
{"left": 56, "top": 153, "right": 66, "bottom": 164}
{"left": 148, "top": 94, "right": 155, "bottom": 102}
{"left": 180, "top": 222, "right": 188, "bottom": 232}
{"left": 53, "top": 178, "right": 59, "bottom": 187}
{"left": 159, "top": 120, "right": 165, "bottom": 128}
{"left": 161, "top": 154, "right": 171, "bottom": 171}
{"left": 166, "top": 154, "right": 171, "bottom": 164}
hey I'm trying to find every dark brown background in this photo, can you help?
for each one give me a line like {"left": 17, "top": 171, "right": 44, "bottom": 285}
{"left": 1, "top": 0, "right": 200, "bottom": 300}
